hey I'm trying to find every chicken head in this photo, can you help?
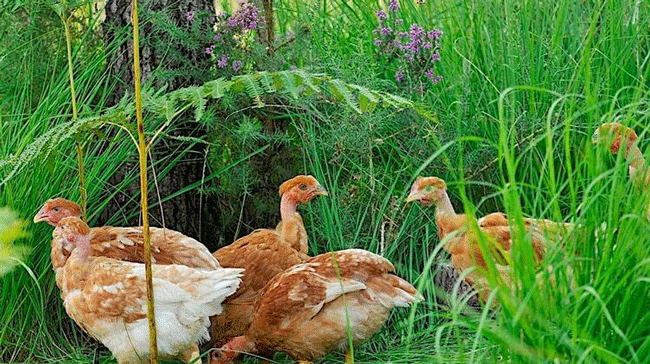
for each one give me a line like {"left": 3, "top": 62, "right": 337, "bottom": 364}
{"left": 210, "top": 336, "right": 256, "bottom": 364}
{"left": 279, "top": 175, "right": 328, "bottom": 204}
{"left": 57, "top": 216, "right": 90, "bottom": 239}
{"left": 34, "top": 198, "right": 82, "bottom": 226}
{"left": 406, "top": 176, "right": 447, "bottom": 206}
{"left": 592, "top": 122, "right": 638, "bottom": 154}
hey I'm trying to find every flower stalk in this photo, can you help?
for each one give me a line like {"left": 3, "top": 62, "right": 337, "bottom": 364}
{"left": 61, "top": 6, "right": 87, "bottom": 222}
{"left": 131, "top": 0, "right": 158, "bottom": 362}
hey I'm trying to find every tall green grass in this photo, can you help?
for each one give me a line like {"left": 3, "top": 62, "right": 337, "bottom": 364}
{"left": 272, "top": 0, "right": 650, "bottom": 363}
{"left": 0, "top": 3, "right": 212, "bottom": 362}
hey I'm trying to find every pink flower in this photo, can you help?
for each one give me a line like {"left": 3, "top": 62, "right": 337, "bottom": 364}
{"left": 217, "top": 55, "right": 230, "bottom": 68}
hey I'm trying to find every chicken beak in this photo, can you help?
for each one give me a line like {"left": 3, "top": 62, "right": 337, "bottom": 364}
{"left": 33, "top": 209, "right": 48, "bottom": 223}
{"left": 315, "top": 184, "right": 328, "bottom": 196}
{"left": 406, "top": 190, "right": 422, "bottom": 203}
{"left": 591, "top": 130, "right": 600, "bottom": 144}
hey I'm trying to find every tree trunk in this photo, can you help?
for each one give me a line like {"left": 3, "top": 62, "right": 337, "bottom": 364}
{"left": 101, "top": 0, "right": 220, "bottom": 248}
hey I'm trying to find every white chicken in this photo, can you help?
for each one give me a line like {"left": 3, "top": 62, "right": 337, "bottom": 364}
{"left": 56, "top": 217, "right": 243, "bottom": 364}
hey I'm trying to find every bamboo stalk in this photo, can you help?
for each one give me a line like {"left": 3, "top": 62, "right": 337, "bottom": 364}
{"left": 62, "top": 9, "right": 87, "bottom": 221}
{"left": 131, "top": 0, "right": 158, "bottom": 362}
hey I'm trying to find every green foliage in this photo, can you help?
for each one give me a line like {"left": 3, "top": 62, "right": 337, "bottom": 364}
{"left": 1, "top": 69, "right": 419, "bottom": 189}
{"left": 0, "top": 208, "right": 30, "bottom": 276}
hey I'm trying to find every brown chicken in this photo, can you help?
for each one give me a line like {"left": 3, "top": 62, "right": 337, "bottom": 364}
{"left": 407, "top": 176, "right": 573, "bottom": 303}
{"left": 207, "top": 175, "right": 328, "bottom": 349}
{"left": 55, "top": 217, "right": 243, "bottom": 364}
{"left": 33, "top": 198, "right": 219, "bottom": 286}
{"left": 211, "top": 249, "right": 422, "bottom": 364}
{"left": 593, "top": 122, "right": 650, "bottom": 220}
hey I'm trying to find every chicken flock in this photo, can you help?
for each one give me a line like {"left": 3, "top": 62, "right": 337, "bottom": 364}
{"left": 31, "top": 122, "right": 647, "bottom": 364}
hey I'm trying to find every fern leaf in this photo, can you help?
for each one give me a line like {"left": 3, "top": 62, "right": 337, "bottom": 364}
{"left": 256, "top": 71, "right": 277, "bottom": 94}
{"left": 202, "top": 78, "right": 232, "bottom": 99}
{"left": 327, "top": 79, "right": 361, "bottom": 114}
{"left": 233, "top": 73, "right": 264, "bottom": 108}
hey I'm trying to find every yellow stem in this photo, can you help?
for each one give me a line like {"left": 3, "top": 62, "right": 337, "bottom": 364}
{"left": 132, "top": 0, "right": 158, "bottom": 362}
{"left": 76, "top": 143, "right": 87, "bottom": 221}
{"left": 63, "top": 14, "right": 87, "bottom": 221}
{"left": 345, "top": 350, "right": 354, "bottom": 364}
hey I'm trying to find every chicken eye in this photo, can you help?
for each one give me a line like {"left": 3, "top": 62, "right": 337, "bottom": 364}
{"left": 299, "top": 183, "right": 307, "bottom": 191}
{"left": 53, "top": 207, "right": 60, "bottom": 212}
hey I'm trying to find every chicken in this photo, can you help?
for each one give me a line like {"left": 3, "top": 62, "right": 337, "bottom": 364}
{"left": 592, "top": 122, "right": 650, "bottom": 220}
{"left": 55, "top": 217, "right": 243, "bottom": 364}
{"left": 407, "top": 176, "right": 573, "bottom": 303}
{"left": 211, "top": 249, "right": 422, "bottom": 364}
{"left": 207, "top": 175, "right": 328, "bottom": 349}
{"left": 33, "top": 198, "right": 219, "bottom": 285}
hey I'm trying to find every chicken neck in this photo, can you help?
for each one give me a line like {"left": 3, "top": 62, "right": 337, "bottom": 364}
{"left": 434, "top": 190, "right": 466, "bottom": 241}
{"left": 279, "top": 194, "right": 308, "bottom": 253}
{"left": 625, "top": 145, "right": 650, "bottom": 188}
{"left": 70, "top": 235, "right": 92, "bottom": 262}
{"left": 280, "top": 193, "right": 299, "bottom": 222}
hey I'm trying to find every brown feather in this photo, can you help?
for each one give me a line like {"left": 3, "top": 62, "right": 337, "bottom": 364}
{"left": 208, "top": 228, "right": 309, "bottom": 348}
{"left": 215, "top": 249, "right": 421, "bottom": 363}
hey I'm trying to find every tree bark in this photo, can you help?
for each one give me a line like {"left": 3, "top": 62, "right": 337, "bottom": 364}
{"left": 101, "top": 0, "right": 220, "bottom": 247}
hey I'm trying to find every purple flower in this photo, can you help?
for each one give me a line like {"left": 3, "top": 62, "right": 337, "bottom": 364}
{"left": 425, "top": 69, "right": 434, "bottom": 79}
{"left": 185, "top": 11, "right": 195, "bottom": 21}
{"left": 395, "top": 70, "right": 404, "bottom": 82}
{"left": 217, "top": 55, "right": 230, "bottom": 68}
{"left": 428, "top": 29, "right": 443, "bottom": 39}
{"left": 404, "top": 42, "right": 419, "bottom": 54}
{"left": 232, "top": 60, "right": 243, "bottom": 72}
{"left": 205, "top": 45, "right": 215, "bottom": 55}
{"left": 376, "top": 10, "right": 387, "bottom": 20}
{"left": 433, "top": 75, "right": 442, "bottom": 85}
{"left": 395, "top": 19, "right": 403, "bottom": 25}
{"left": 213, "top": 34, "right": 221, "bottom": 41}
{"left": 398, "top": 31, "right": 408, "bottom": 37}
{"left": 226, "top": 2, "right": 260, "bottom": 30}
{"left": 290, "top": 65, "right": 297, "bottom": 70}
{"left": 432, "top": 50, "right": 440, "bottom": 61}
{"left": 374, "top": 39, "right": 383, "bottom": 46}
{"left": 217, "top": 12, "right": 226, "bottom": 18}
{"left": 381, "top": 27, "right": 392, "bottom": 36}
{"left": 423, "top": 42, "right": 432, "bottom": 49}
{"left": 393, "top": 39, "right": 403, "bottom": 49}
{"left": 410, "top": 24, "right": 424, "bottom": 40}
{"left": 388, "top": 0, "right": 400, "bottom": 12}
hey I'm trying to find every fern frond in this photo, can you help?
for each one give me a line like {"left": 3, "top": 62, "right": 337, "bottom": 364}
{"left": 328, "top": 79, "right": 361, "bottom": 114}
{"left": 233, "top": 73, "right": 264, "bottom": 108}
{"left": 3, "top": 69, "right": 423, "bottom": 186}
{"left": 256, "top": 71, "right": 277, "bottom": 94}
